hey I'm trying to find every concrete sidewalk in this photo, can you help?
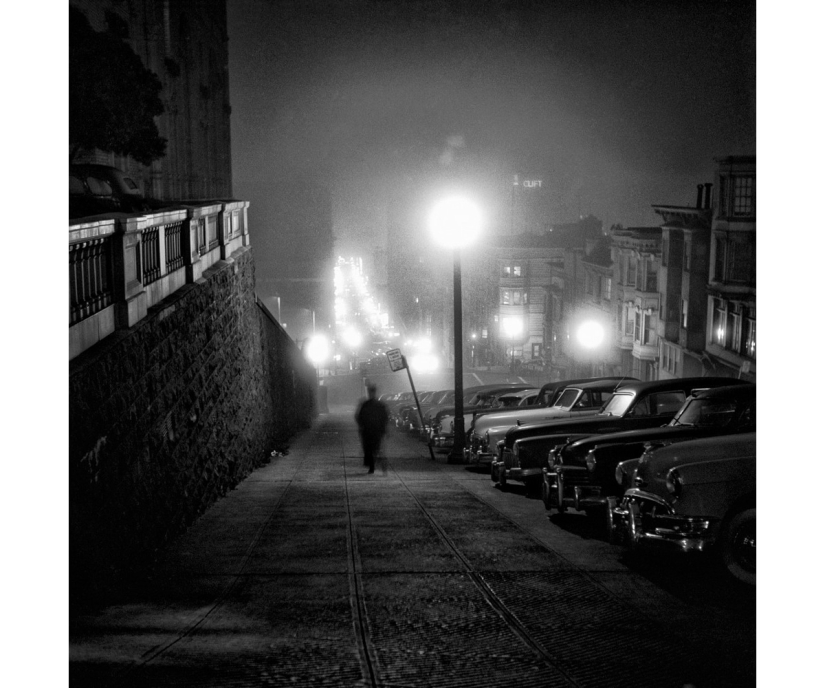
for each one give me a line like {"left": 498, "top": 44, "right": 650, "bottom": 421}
{"left": 70, "top": 407, "right": 755, "bottom": 687}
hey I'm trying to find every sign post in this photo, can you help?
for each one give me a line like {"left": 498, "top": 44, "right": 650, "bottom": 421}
{"left": 386, "top": 348, "right": 436, "bottom": 461}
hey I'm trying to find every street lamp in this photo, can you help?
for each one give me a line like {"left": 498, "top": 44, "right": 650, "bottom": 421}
{"left": 428, "top": 196, "right": 482, "bottom": 463}
{"left": 575, "top": 319, "right": 606, "bottom": 377}
{"left": 502, "top": 316, "right": 523, "bottom": 373}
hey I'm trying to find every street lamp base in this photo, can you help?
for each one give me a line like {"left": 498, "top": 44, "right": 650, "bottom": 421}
{"left": 447, "top": 450, "right": 465, "bottom": 464}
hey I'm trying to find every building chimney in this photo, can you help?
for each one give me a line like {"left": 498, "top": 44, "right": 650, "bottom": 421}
{"left": 703, "top": 183, "right": 713, "bottom": 209}
{"left": 696, "top": 184, "right": 704, "bottom": 208}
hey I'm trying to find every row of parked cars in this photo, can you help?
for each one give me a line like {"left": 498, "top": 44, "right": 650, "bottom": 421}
{"left": 386, "top": 376, "right": 756, "bottom": 586}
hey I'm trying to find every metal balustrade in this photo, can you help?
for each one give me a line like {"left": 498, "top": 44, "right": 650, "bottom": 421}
{"left": 70, "top": 237, "right": 114, "bottom": 326}
{"left": 165, "top": 220, "right": 185, "bottom": 272}
{"left": 142, "top": 225, "right": 161, "bottom": 285}
{"left": 70, "top": 200, "right": 250, "bottom": 360}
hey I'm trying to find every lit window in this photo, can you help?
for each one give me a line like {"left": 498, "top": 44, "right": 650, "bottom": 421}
{"left": 501, "top": 290, "right": 511, "bottom": 305}
{"left": 733, "top": 176, "right": 755, "bottom": 216}
{"left": 681, "top": 299, "right": 688, "bottom": 328}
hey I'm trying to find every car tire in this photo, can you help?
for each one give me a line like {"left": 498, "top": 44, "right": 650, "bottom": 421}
{"left": 541, "top": 478, "right": 552, "bottom": 510}
{"left": 497, "top": 465, "right": 507, "bottom": 490}
{"left": 490, "top": 463, "right": 499, "bottom": 484}
{"left": 719, "top": 507, "right": 756, "bottom": 586}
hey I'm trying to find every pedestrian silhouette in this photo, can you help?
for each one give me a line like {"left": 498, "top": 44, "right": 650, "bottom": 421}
{"left": 355, "top": 383, "right": 389, "bottom": 474}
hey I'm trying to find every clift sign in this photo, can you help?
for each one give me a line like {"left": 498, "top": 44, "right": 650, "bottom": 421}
{"left": 512, "top": 175, "right": 542, "bottom": 188}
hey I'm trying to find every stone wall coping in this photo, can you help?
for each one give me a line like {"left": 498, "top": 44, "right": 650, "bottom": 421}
{"left": 69, "top": 217, "right": 117, "bottom": 244}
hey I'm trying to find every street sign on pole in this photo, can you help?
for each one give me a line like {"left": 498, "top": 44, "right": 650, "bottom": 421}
{"left": 386, "top": 348, "right": 406, "bottom": 372}
{"left": 386, "top": 349, "right": 435, "bottom": 461}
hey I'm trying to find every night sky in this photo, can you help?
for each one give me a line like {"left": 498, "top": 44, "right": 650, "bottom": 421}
{"left": 226, "top": 0, "right": 756, "bottom": 277}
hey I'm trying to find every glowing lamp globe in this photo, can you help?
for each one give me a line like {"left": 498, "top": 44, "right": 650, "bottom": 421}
{"left": 577, "top": 321, "right": 605, "bottom": 349}
{"left": 428, "top": 197, "right": 482, "bottom": 250}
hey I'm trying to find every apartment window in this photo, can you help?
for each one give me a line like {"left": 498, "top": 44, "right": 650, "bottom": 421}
{"left": 681, "top": 299, "right": 689, "bottom": 328}
{"left": 713, "top": 298, "right": 726, "bottom": 346}
{"left": 513, "top": 290, "right": 522, "bottom": 305}
{"left": 502, "top": 262, "right": 523, "bottom": 277}
{"left": 730, "top": 308, "right": 742, "bottom": 352}
{"left": 627, "top": 257, "right": 637, "bottom": 287}
{"left": 604, "top": 277, "right": 612, "bottom": 300}
{"left": 714, "top": 237, "right": 725, "bottom": 281}
{"left": 532, "top": 343, "right": 541, "bottom": 359}
{"left": 643, "top": 311, "right": 655, "bottom": 346}
{"left": 661, "top": 342, "right": 679, "bottom": 376}
{"left": 715, "top": 236, "right": 755, "bottom": 283}
{"left": 634, "top": 309, "right": 641, "bottom": 341}
{"left": 625, "top": 306, "right": 634, "bottom": 336}
{"left": 743, "top": 310, "right": 756, "bottom": 359}
{"left": 733, "top": 176, "right": 755, "bottom": 216}
{"left": 683, "top": 242, "right": 691, "bottom": 272}
{"left": 645, "top": 259, "right": 657, "bottom": 292}
{"left": 661, "top": 238, "right": 669, "bottom": 267}
{"left": 501, "top": 289, "right": 511, "bottom": 305}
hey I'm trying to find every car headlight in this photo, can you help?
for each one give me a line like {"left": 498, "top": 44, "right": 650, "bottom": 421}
{"left": 614, "top": 463, "right": 625, "bottom": 487}
{"left": 585, "top": 449, "right": 597, "bottom": 472}
{"left": 665, "top": 468, "right": 682, "bottom": 497}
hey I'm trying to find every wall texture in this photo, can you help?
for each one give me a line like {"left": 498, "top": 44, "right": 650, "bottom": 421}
{"left": 69, "top": 247, "right": 315, "bottom": 601}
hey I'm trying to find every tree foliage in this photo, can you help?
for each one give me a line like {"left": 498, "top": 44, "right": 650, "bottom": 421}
{"left": 69, "top": 7, "right": 167, "bottom": 165}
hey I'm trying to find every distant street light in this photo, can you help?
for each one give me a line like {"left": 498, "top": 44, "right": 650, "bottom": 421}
{"left": 576, "top": 320, "right": 605, "bottom": 350}
{"left": 502, "top": 316, "right": 523, "bottom": 372}
{"left": 304, "top": 333, "right": 330, "bottom": 366}
{"left": 428, "top": 196, "right": 482, "bottom": 463}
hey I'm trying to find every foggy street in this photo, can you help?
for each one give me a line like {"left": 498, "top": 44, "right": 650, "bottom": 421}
{"left": 70, "top": 407, "right": 755, "bottom": 688}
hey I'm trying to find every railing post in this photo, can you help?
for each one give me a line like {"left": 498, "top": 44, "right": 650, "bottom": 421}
{"left": 218, "top": 202, "right": 230, "bottom": 260}
{"left": 182, "top": 206, "right": 203, "bottom": 283}
{"left": 112, "top": 217, "right": 147, "bottom": 328}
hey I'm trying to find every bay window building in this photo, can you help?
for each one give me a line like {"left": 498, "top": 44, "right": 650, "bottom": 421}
{"left": 706, "top": 156, "right": 756, "bottom": 381}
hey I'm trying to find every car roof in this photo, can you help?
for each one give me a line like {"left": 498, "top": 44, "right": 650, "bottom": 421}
{"left": 610, "top": 377, "right": 750, "bottom": 394}
{"left": 690, "top": 383, "right": 755, "bottom": 399}
{"left": 538, "top": 376, "right": 633, "bottom": 393}
{"left": 564, "top": 378, "right": 631, "bottom": 391}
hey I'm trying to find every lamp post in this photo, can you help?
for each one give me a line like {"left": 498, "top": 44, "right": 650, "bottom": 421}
{"left": 428, "top": 196, "right": 482, "bottom": 463}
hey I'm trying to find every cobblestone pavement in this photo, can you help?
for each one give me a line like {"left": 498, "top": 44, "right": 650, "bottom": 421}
{"left": 70, "top": 408, "right": 756, "bottom": 687}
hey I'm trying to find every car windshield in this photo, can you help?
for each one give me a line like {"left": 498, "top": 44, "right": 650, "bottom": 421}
{"left": 671, "top": 398, "right": 740, "bottom": 427}
{"left": 599, "top": 393, "right": 634, "bottom": 416}
{"left": 553, "top": 388, "right": 581, "bottom": 409}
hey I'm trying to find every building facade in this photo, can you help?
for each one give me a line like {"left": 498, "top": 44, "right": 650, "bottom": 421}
{"left": 70, "top": 0, "right": 233, "bottom": 201}
{"left": 612, "top": 226, "right": 663, "bottom": 381}
{"left": 705, "top": 156, "right": 757, "bottom": 381}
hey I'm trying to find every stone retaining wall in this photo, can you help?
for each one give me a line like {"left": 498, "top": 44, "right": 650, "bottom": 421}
{"left": 69, "top": 246, "right": 316, "bottom": 601}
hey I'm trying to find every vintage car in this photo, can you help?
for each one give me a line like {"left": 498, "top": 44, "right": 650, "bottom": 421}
{"left": 466, "top": 376, "right": 632, "bottom": 465}
{"left": 485, "top": 377, "right": 632, "bottom": 482}
{"left": 610, "top": 432, "right": 756, "bottom": 585}
{"left": 491, "top": 377, "right": 749, "bottom": 492}
{"left": 542, "top": 384, "right": 756, "bottom": 531}
{"left": 428, "top": 384, "right": 535, "bottom": 451}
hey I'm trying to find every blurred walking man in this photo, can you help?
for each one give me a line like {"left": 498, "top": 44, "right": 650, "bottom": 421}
{"left": 355, "top": 383, "right": 389, "bottom": 474}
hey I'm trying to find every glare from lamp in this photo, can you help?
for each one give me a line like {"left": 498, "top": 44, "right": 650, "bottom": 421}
{"left": 577, "top": 321, "right": 605, "bottom": 349}
{"left": 305, "top": 334, "right": 330, "bottom": 365}
{"left": 428, "top": 197, "right": 482, "bottom": 249}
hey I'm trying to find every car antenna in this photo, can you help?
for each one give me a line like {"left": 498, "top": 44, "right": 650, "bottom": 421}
{"left": 612, "top": 375, "right": 630, "bottom": 392}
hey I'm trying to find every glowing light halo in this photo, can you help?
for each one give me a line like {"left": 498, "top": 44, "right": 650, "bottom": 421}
{"left": 576, "top": 321, "right": 605, "bottom": 349}
{"left": 305, "top": 334, "right": 330, "bottom": 365}
{"left": 428, "top": 196, "right": 482, "bottom": 250}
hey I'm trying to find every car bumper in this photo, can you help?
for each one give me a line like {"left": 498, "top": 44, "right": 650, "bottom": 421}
{"left": 468, "top": 450, "right": 493, "bottom": 465}
{"left": 495, "top": 461, "right": 542, "bottom": 482}
{"left": 543, "top": 467, "right": 610, "bottom": 511}
{"left": 610, "top": 488, "right": 720, "bottom": 553}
